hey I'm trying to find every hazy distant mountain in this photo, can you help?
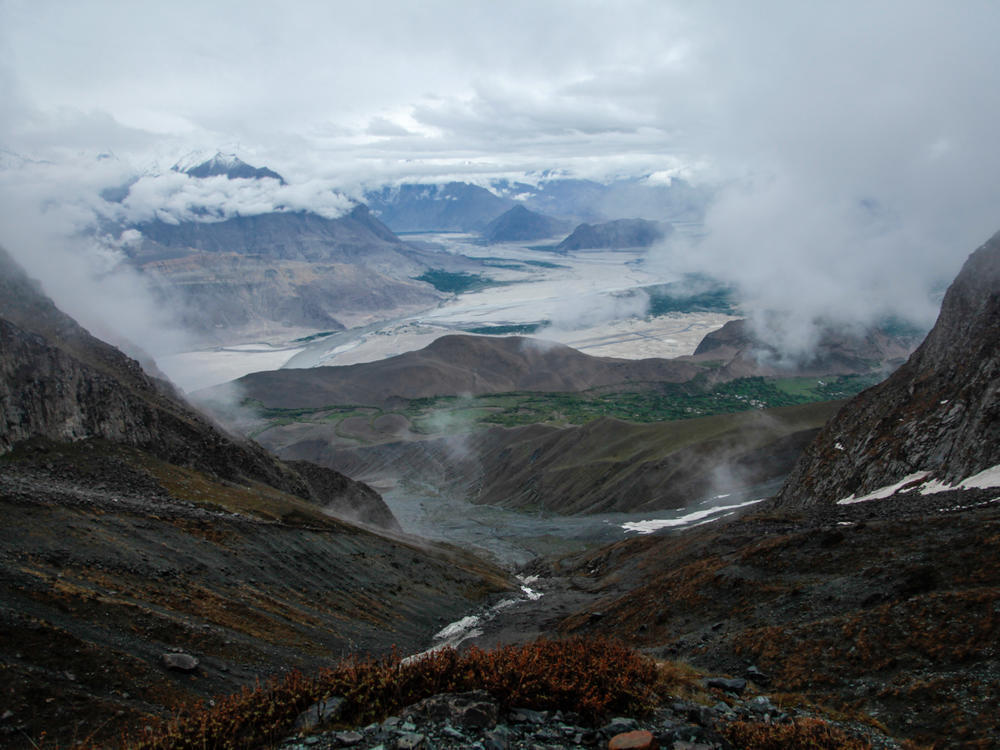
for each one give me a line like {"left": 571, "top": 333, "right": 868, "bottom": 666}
{"left": 364, "top": 182, "right": 515, "bottom": 232}
{"left": 360, "top": 175, "right": 711, "bottom": 234}
{"left": 556, "top": 218, "right": 672, "bottom": 251}
{"left": 483, "top": 205, "right": 572, "bottom": 243}
{"left": 134, "top": 204, "right": 416, "bottom": 273}
{"left": 173, "top": 151, "right": 286, "bottom": 183}
{"left": 492, "top": 176, "right": 712, "bottom": 224}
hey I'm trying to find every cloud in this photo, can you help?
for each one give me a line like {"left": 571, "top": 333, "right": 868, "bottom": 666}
{"left": 113, "top": 171, "right": 354, "bottom": 225}
{"left": 2, "top": 0, "right": 999, "bottom": 364}
{"left": 0, "top": 158, "right": 193, "bottom": 359}
{"left": 538, "top": 288, "right": 650, "bottom": 337}
{"left": 640, "top": 1, "right": 1000, "bottom": 356}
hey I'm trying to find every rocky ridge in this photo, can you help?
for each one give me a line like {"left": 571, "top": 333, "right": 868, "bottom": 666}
{"left": 775, "top": 228, "right": 1000, "bottom": 506}
{"left": 0, "top": 246, "right": 390, "bottom": 522}
{"left": 483, "top": 205, "right": 572, "bottom": 243}
{"left": 0, "top": 248, "right": 512, "bottom": 749}
{"left": 220, "top": 335, "right": 702, "bottom": 409}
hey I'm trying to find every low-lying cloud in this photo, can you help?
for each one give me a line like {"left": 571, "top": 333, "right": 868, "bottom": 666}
{"left": 113, "top": 171, "right": 354, "bottom": 225}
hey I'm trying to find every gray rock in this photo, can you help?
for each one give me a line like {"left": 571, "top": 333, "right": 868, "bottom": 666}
{"left": 510, "top": 707, "right": 547, "bottom": 724}
{"left": 745, "top": 665, "right": 770, "bottom": 684}
{"left": 395, "top": 732, "right": 425, "bottom": 750}
{"left": 335, "top": 731, "right": 364, "bottom": 747}
{"left": 160, "top": 652, "right": 199, "bottom": 672}
{"left": 484, "top": 725, "right": 510, "bottom": 750}
{"left": 704, "top": 677, "right": 747, "bottom": 694}
{"left": 402, "top": 690, "right": 499, "bottom": 729}
{"left": 747, "top": 695, "right": 775, "bottom": 714}
{"left": 293, "top": 696, "right": 345, "bottom": 732}
{"left": 601, "top": 717, "right": 640, "bottom": 735}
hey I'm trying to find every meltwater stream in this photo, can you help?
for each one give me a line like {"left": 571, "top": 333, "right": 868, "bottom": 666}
{"left": 386, "top": 479, "right": 783, "bottom": 655}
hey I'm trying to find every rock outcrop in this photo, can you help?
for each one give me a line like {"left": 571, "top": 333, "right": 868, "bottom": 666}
{"left": 556, "top": 218, "right": 671, "bottom": 251}
{"left": 774, "top": 230, "right": 1000, "bottom": 506}
{"left": 482, "top": 205, "right": 571, "bottom": 243}
{"left": 0, "top": 245, "right": 396, "bottom": 526}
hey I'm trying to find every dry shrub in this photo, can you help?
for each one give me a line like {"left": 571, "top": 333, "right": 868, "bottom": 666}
{"left": 128, "top": 636, "right": 661, "bottom": 750}
{"left": 722, "top": 716, "right": 871, "bottom": 750}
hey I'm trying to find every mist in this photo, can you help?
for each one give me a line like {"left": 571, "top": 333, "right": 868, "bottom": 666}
{"left": 0, "top": 158, "right": 194, "bottom": 361}
{"left": 641, "top": 2, "right": 1000, "bottom": 357}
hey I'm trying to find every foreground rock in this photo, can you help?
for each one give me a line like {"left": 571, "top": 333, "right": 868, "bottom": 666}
{"left": 277, "top": 685, "right": 899, "bottom": 750}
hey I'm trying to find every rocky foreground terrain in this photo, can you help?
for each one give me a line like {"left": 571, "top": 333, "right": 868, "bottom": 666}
{"left": 0, "top": 247, "right": 511, "bottom": 748}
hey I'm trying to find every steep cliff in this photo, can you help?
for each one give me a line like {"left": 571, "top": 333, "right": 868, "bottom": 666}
{"left": 774, "top": 230, "right": 1000, "bottom": 506}
{"left": 0, "top": 245, "right": 395, "bottom": 525}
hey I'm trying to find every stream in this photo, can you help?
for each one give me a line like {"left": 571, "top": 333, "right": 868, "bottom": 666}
{"left": 383, "top": 478, "right": 784, "bottom": 654}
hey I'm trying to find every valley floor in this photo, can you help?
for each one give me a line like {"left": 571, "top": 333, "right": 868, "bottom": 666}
{"left": 156, "top": 236, "right": 735, "bottom": 392}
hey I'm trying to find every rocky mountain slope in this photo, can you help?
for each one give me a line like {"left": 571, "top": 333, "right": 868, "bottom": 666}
{"left": 775, "top": 229, "right": 1000, "bottom": 506}
{"left": 138, "top": 252, "right": 440, "bottom": 336}
{"left": 134, "top": 204, "right": 419, "bottom": 274}
{"left": 556, "top": 218, "right": 671, "bottom": 251}
{"left": 113, "top": 156, "right": 489, "bottom": 342}
{"left": 276, "top": 402, "right": 841, "bottom": 515}
{"left": 0, "top": 246, "right": 376, "bottom": 512}
{"left": 685, "top": 318, "right": 919, "bottom": 380}
{"left": 0, "top": 248, "right": 511, "bottom": 748}
{"left": 466, "top": 230, "right": 1000, "bottom": 747}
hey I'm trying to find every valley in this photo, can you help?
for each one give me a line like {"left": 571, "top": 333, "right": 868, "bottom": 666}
{"left": 4, "top": 5, "right": 1000, "bottom": 748}
{"left": 157, "top": 232, "right": 735, "bottom": 391}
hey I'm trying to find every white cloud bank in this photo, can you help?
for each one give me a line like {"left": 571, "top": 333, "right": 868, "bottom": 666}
{"left": 115, "top": 171, "right": 354, "bottom": 225}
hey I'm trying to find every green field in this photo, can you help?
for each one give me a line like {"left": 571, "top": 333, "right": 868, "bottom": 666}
{"left": 245, "top": 374, "right": 881, "bottom": 441}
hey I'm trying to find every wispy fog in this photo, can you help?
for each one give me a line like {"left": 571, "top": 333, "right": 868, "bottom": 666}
{"left": 0, "top": 159, "right": 193, "bottom": 359}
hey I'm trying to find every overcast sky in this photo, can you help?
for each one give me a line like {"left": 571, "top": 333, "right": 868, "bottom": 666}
{"left": 2, "top": 0, "right": 999, "bottom": 356}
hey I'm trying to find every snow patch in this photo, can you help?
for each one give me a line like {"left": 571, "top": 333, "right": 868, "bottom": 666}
{"left": 836, "top": 472, "right": 930, "bottom": 505}
{"left": 957, "top": 463, "right": 1000, "bottom": 490}
{"left": 920, "top": 463, "right": 1000, "bottom": 494}
{"left": 621, "top": 498, "right": 765, "bottom": 534}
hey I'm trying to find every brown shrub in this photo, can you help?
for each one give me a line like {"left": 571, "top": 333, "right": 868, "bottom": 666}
{"left": 722, "top": 716, "right": 871, "bottom": 750}
{"left": 127, "top": 636, "right": 662, "bottom": 750}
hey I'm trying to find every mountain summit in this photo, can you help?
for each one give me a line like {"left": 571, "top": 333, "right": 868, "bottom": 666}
{"left": 774, "top": 229, "right": 1000, "bottom": 506}
{"left": 173, "top": 151, "right": 286, "bottom": 183}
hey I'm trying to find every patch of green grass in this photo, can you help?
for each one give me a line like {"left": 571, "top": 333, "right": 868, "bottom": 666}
{"left": 642, "top": 274, "right": 739, "bottom": 317}
{"left": 463, "top": 322, "right": 549, "bottom": 335}
{"left": 244, "top": 375, "right": 882, "bottom": 440}
{"left": 291, "top": 330, "right": 339, "bottom": 343}
{"left": 773, "top": 374, "right": 883, "bottom": 402}
{"left": 414, "top": 270, "right": 494, "bottom": 294}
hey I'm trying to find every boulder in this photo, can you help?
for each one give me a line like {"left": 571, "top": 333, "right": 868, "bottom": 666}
{"left": 160, "top": 653, "right": 199, "bottom": 673}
